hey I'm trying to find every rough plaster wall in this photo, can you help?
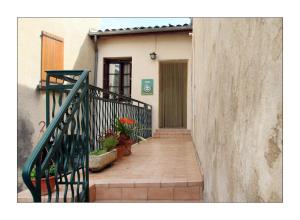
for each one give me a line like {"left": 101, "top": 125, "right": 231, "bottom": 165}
{"left": 17, "top": 18, "right": 100, "bottom": 191}
{"left": 192, "top": 18, "right": 282, "bottom": 202}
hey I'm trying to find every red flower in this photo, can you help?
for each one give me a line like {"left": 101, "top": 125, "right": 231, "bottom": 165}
{"left": 119, "top": 117, "right": 136, "bottom": 125}
{"left": 119, "top": 117, "right": 127, "bottom": 124}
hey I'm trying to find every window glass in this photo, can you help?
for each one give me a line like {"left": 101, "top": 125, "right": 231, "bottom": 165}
{"left": 104, "top": 59, "right": 131, "bottom": 97}
{"left": 124, "top": 64, "right": 131, "bottom": 74}
{"left": 109, "top": 74, "right": 119, "bottom": 86}
{"left": 109, "top": 64, "right": 120, "bottom": 74}
{"left": 123, "top": 74, "right": 131, "bottom": 87}
{"left": 109, "top": 87, "right": 119, "bottom": 94}
{"left": 124, "top": 87, "right": 130, "bottom": 97}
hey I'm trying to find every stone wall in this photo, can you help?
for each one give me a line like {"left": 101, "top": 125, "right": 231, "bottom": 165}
{"left": 192, "top": 18, "right": 282, "bottom": 202}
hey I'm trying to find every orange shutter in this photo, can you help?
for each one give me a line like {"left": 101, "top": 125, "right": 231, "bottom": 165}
{"left": 41, "top": 31, "right": 64, "bottom": 83}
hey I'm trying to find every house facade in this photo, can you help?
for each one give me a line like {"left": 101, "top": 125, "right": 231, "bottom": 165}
{"left": 89, "top": 25, "right": 192, "bottom": 131}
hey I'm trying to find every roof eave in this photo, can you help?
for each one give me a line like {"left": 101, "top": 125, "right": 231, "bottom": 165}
{"left": 89, "top": 26, "right": 192, "bottom": 37}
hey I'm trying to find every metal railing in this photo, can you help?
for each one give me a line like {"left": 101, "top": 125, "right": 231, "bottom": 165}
{"left": 22, "top": 70, "right": 90, "bottom": 202}
{"left": 89, "top": 85, "right": 152, "bottom": 152}
{"left": 22, "top": 70, "right": 152, "bottom": 202}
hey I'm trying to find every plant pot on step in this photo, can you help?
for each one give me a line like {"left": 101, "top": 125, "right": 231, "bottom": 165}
{"left": 89, "top": 149, "right": 117, "bottom": 172}
{"left": 124, "top": 139, "right": 134, "bottom": 156}
{"left": 31, "top": 176, "right": 55, "bottom": 196}
{"left": 116, "top": 145, "right": 126, "bottom": 160}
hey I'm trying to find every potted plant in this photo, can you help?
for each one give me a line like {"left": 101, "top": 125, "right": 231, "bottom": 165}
{"left": 115, "top": 117, "right": 136, "bottom": 156}
{"left": 31, "top": 164, "right": 56, "bottom": 196}
{"left": 89, "top": 135, "right": 118, "bottom": 172}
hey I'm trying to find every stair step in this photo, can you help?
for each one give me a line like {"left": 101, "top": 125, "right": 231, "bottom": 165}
{"left": 93, "top": 179, "right": 203, "bottom": 202}
{"left": 153, "top": 129, "right": 191, "bottom": 138}
{"left": 156, "top": 129, "right": 191, "bottom": 133}
{"left": 153, "top": 134, "right": 191, "bottom": 138}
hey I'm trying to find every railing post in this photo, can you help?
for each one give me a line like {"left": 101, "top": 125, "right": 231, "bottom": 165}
{"left": 85, "top": 75, "right": 90, "bottom": 202}
{"left": 46, "top": 75, "right": 50, "bottom": 127}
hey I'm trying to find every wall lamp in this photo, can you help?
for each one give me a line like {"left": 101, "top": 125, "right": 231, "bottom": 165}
{"left": 149, "top": 52, "right": 157, "bottom": 60}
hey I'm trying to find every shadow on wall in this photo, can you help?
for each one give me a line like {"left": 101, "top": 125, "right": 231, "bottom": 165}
{"left": 17, "top": 35, "right": 95, "bottom": 192}
{"left": 17, "top": 85, "right": 36, "bottom": 192}
{"left": 72, "top": 34, "right": 95, "bottom": 85}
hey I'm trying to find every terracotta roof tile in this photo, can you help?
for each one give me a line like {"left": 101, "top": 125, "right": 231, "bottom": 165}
{"left": 93, "top": 23, "right": 192, "bottom": 35}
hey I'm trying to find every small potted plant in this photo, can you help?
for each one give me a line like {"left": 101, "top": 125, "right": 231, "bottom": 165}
{"left": 31, "top": 164, "right": 56, "bottom": 196}
{"left": 89, "top": 135, "right": 118, "bottom": 172}
{"left": 115, "top": 117, "right": 136, "bottom": 156}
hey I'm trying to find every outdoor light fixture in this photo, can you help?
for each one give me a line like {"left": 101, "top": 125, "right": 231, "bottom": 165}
{"left": 150, "top": 52, "right": 157, "bottom": 60}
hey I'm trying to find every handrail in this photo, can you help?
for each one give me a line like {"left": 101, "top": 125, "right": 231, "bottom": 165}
{"left": 22, "top": 70, "right": 90, "bottom": 202}
{"left": 58, "top": 75, "right": 151, "bottom": 107}
{"left": 22, "top": 69, "right": 152, "bottom": 202}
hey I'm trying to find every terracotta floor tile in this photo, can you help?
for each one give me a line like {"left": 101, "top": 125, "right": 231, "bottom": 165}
{"left": 122, "top": 188, "right": 147, "bottom": 200}
{"left": 148, "top": 187, "right": 173, "bottom": 200}
{"left": 96, "top": 187, "right": 122, "bottom": 200}
{"left": 173, "top": 186, "right": 201, "bottom": 200}
{"left": 89, "top": 137, "right": 203, "bottom": 201}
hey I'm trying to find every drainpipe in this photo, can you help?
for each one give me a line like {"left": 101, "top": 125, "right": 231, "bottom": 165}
{"left": 93, "top": 35, "right": 99, "bottom": 86}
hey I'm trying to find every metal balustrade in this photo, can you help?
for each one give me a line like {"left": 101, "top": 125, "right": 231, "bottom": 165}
{"left": 22, "top": 70, "right": 152, "bottom": 202}
{"left": 89, "top": 85, "right": 152, "bottom": 152}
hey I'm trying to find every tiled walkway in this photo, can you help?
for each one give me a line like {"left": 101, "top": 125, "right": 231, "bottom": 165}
{"left": 90, "top": 136, "right": 203, "bottom": 202}
{"left": 18, "top": 136, "right": 204, "bottom": 202}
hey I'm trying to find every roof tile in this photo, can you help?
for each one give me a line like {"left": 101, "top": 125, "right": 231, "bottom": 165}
{"left": 94, "top": 23, "right": 192, "bottom": 35}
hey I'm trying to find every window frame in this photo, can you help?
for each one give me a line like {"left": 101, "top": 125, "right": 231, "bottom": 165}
{"left": 103, "top": 58, "right": 132, "bottom": 97}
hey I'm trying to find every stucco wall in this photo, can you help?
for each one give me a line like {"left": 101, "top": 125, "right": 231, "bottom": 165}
{"left": 97, "top": 33, "right": 192, "bottom": 132}
{"left": 192, "top": 18, "right": 282, "bottom": 202}
{"left": 17, "top": 18, "right": 100, "bottom": 191}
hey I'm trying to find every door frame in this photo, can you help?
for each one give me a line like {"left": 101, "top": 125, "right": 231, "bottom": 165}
{"left": 158, "top": 60, "right": 188, "bottom": 128}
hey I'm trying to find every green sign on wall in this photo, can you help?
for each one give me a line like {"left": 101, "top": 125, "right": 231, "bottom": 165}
{"left": 141, "top": 79, "right": 153, "bottom": 95}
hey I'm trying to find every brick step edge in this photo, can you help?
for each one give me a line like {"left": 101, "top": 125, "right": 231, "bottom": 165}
{"left": 94, "top": 185, "right": 203, "bottom": 201}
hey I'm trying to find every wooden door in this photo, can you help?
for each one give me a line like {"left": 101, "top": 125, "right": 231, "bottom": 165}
{"left": 159, "top": 62, "right": 187, "bottom": 128}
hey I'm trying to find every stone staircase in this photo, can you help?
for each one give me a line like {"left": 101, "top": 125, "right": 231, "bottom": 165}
{"left": 153, "top": 128, "right": 191, "bottom": 138}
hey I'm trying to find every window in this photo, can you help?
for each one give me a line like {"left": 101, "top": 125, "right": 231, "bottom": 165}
{"left": 41, "top": 31, "right": 64, "bottom": 84}
{"left": 103, "top": 58, "right": 132, "bottom": 97}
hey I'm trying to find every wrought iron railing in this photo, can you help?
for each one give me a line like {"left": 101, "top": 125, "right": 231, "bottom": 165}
{"left": 89, "top": 85, "right": 152, "bottom": 152}
{"left": 22, "top": 70, "right": 152, "bottom": 202}
{"left": 22, "top": 70, "right": 90, "bottom": 202}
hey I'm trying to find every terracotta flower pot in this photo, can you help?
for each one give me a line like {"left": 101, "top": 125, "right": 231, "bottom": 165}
{"left": 116, "top": 145, "right": 126, "bottom": 161}
{"left": 31, "top": 175, "right": 55, "bottom": 196}
{"left": 124, "top": 139, "right": 134, "bottom": 156}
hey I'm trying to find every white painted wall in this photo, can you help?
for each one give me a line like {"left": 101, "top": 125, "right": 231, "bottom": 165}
{"left": 97, "top": 32, "right": 192, "bottom": 132}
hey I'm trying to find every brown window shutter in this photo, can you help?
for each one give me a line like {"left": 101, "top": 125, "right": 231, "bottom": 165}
{"left": 41, "top": 31, "right": 64, "bottom": 83}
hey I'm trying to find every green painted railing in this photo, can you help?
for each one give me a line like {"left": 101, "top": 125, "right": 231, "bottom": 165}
{"left": 88, "top": 85, "right": 152, "bottom": 152}
{"left": 22, "top": 70, "right": 90, "bottom": 202}
{"left": 22, "top": 70, "right": 152, "bottom": 202}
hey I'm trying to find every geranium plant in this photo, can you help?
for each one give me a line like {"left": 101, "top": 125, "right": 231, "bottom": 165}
{"left": 115, "top": 117, "right": 136, "bottom": 138}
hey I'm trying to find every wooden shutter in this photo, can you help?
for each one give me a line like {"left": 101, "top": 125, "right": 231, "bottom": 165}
{"left": 41, "top": 31, "right": 64, "bottom": 83}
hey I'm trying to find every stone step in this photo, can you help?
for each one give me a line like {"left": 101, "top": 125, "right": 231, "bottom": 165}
{"left": 153, "top": 129, "right": 191, "bottom": 138}
{"left": 92, "top": 179, "right": 203, "bottom": 202}
{"left": 17, "top": 184, "right": 96, "bottom": 202}
{"left": 155, "top": 128, "right": 191, "bottom": 133}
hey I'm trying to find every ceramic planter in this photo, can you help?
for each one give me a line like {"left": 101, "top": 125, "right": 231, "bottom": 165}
{"left": 89, "top": 149, "right": 117, "bottom": 172}
{"left": 31, "top": 175, "right": 55, "bottom": 196}
{"left": 124, "top": 139, "right": 134, "bottom": 156}
{"left": 116, "top": 145, "right": 126, "bottom": 160}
